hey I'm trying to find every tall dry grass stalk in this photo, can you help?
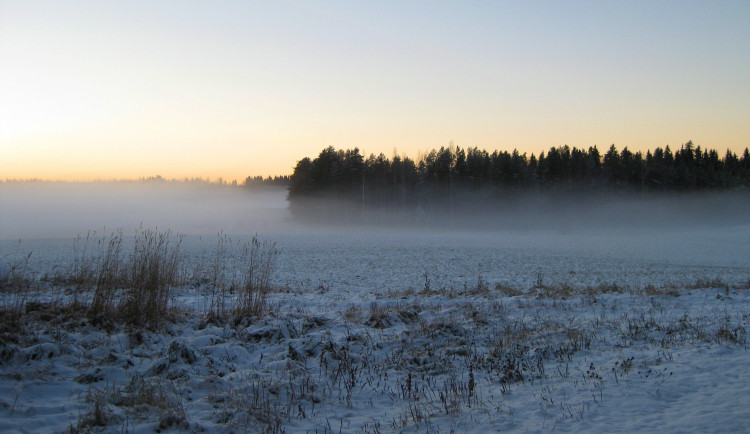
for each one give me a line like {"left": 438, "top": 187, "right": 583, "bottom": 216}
{"left": 120, "top": 228, "right": 183, "bottom": 326}
{"left": 205, "top": 232, "right": 231, "bottom": 321}
{"left": 236, "top": 236, "right": 278, "bottom": 318}
{"left": 81, "top": 228, "right": 183, "bottom": 327}
{"left": 89, "top": 231, "right": 124, "bottom": 317}
{"left": 71, "top": 232, "right": 96, "bottom": 288}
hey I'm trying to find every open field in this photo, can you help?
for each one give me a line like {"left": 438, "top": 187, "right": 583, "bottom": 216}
{"left": 1, "top": 186, "right": 749, "bottom": 432}
{"left": 1, "top": 223, "right": 749, "bottom": 432}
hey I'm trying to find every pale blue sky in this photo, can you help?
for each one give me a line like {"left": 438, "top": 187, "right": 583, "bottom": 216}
{"left": 1, "top": 1, "right": 748, "bottom": 180}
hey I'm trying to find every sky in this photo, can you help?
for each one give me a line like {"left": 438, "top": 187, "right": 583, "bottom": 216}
{"left": 1, "top": 1, "right": 749, "bottom": 182}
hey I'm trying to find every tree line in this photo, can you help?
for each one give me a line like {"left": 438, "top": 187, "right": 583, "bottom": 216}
{"left": 288, "top": 142, "right": 750, "bottom": 215}
{"left": 243, "top": 175, "right": 291, "bottom": 188}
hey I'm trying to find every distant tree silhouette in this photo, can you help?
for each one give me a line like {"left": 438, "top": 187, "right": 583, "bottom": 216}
{"left": 244, "top": 175, "right": 290, "bottom": 188}
{"left": 287, "top": 142, "right": 750, "bottom": 218}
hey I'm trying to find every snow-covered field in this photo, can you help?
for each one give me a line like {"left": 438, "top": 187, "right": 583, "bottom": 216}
{"left": 1, "top": 185, "right": 749, "bottom": 432}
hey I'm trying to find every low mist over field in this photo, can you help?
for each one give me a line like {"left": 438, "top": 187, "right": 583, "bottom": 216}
{"left": 0, "top": 181, "right": 292, "bottom": 240}
{"left": 290, "top": 189, "right": 750, "bottom": 233}
{"left": 2, "top": 180, "right": 749, "bottom": 241}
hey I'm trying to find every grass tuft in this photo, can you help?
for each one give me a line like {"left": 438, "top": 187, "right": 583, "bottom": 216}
{"left": 120, "top": 228, "right": 183, "bottom": 327}
{"left": 235, "top": 236, "right": 278, "bottom": 319}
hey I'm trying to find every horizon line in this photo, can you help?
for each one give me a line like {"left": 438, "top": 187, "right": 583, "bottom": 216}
{"left": 0, "top": 175, "right": 291, "bottom": 184}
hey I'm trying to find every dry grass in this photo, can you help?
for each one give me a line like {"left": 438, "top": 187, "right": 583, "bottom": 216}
{"left": 0, "top": 254, "right": 34, "bottom": 344}
{"left": 2, "top": 250, "right": 748, "bottom": 433}
{"left": 80, "top": 228, "right": 184, "bottom": 327}
{"left": 2, "top": 229, "right": 284, "bottom": 334}
{"left": 88, "top": 230, "right": 124, "bottom": 318}
{"left": 684, "top": 278, "right": 728, "bottom": 290}
{"left": 236, "top": 236, "right": 278, "bottom": 319}
{"left": 495, "top": 283, "right": 525, "bottom": 297}
{"left": 120, "top": 229, "right": 183, "bottom": 327}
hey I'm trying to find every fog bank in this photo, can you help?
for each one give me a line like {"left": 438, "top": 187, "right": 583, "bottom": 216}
{"left": 0, "top": 182, "right": 294, "bottom": 240}
{"left": 290, "top": 190, "right": 750, "bottom": 233}
{"left": 1, "top": 182, "right": 749, "bottom": 241}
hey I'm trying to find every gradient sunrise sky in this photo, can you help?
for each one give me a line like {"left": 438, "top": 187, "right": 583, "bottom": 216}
{"left": 1, "top": 1, "right": 749, "bottom": 181}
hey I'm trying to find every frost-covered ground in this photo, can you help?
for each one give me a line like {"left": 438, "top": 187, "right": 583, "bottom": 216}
{"left": 1, "top": 226, "right": 749, "bottom": 433}
{"left": 1, "top": 185, "right": 749, "bottom": 432}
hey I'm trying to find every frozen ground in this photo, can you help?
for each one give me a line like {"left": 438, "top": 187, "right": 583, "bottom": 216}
{"left": 0, "top": 185, "right": 749, "bottom": 432}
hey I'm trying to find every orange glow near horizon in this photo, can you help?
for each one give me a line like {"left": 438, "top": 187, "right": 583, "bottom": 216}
{"left": 2, "top": 2, "right": 748, "bottom": 182}
{"left": 3, "top": 133, "right": 750, "bottom": 183}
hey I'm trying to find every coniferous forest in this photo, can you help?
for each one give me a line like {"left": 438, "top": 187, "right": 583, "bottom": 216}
{"left": 287, "top": 142, "right": 750, "bottom": 223}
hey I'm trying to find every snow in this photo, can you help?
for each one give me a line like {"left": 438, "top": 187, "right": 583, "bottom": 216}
{"left": 1, "top": 226, "right": 749, "bottom": 433}
{"left": 0, "top": 185, "right": 749, "bottom": 431}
